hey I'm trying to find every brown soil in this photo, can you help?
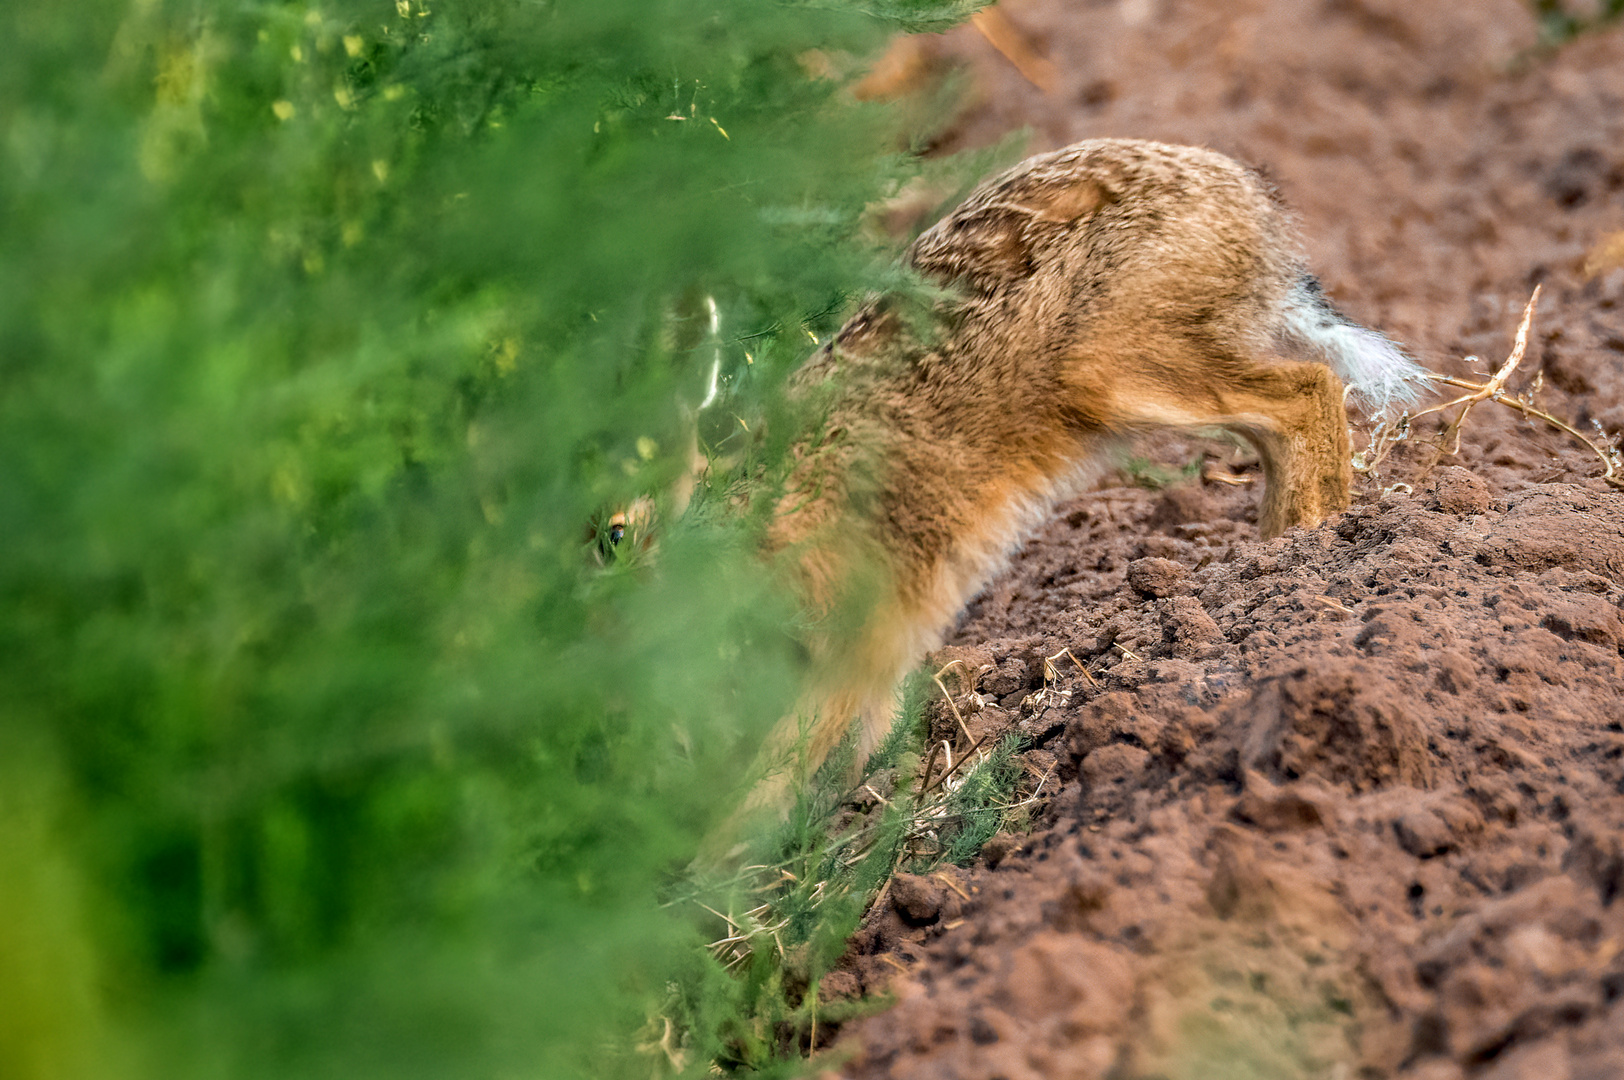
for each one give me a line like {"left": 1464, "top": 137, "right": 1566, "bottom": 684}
{"left": 821, "top": 3, "right": 1624, "bottom": 1078}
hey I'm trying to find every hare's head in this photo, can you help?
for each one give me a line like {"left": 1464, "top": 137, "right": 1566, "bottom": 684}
{"left": 589, "top": 497, "right": 657, "bottom": 564}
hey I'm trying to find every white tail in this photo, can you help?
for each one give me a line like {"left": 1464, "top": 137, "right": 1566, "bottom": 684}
{"left": 1282, "top": 276, "right": 1427, "bottom": 417}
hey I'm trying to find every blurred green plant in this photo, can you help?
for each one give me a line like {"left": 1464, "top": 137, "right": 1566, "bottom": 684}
{"left": 1530, "top": 0, "right": 1624, "bottom": 45}
{"left": 0, "top": 2, "right": 989, "bottom": 1077}
{"left": 1122, "top": 454, "right": 1204, "bottom": 490}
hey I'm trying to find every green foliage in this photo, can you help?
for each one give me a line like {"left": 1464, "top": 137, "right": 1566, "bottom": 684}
{"left": 0, "top": 2, "right": 985, "bottom": 1077}
{"left": 1122, "top": 454, "right": 1204, "bottom": 490}
{"left": 1531, "top": 0, "right": 1624, "bottom": 45}
{"left": 928, "top": 733, "right": 1028, "bottom": 867}
{"left": 659, "top": 697, "right": 929, "bottom": 1074}
{"left": 646, "top": 679, "right": 1033, "bottom": 1074}
{"left": 865, "top": 669, "right": 935, "bottom": 774}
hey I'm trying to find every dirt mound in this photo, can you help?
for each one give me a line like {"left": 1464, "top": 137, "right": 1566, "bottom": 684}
{"left": 826, "top": 3, "right": 1624, "bottom": 1076}
{"left": 837, "top": 480, "right": 1624, "bottom": 1079}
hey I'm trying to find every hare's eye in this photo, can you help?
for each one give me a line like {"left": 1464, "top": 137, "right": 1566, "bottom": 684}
{"left": 609, "top": 522, "right": 626, "bottom": 546}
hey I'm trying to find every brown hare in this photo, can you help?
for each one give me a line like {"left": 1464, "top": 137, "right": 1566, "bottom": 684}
{"left": 714, "top": 138, "right": 1426, "bottom": 840}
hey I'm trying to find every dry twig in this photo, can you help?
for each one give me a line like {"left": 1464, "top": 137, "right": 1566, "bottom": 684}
{"left": 1355, "top": 287, "right": 1624, "bottom": 489}
{"left": 1044, "top": 646, "right": 1098, "bottom": 688}
{"left": 971, "top": 6, "right": 1056, "bottom": 92}
{"left": 920, "top": 731, "right": 993, "bottom": 798}
{"left": 931, "top": 660, "right": 976, "bottom": 744}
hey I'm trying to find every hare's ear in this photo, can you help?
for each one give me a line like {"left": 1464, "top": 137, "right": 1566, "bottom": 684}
{"left": 909, "top": 179, "right": 1114, "bottom": 292}
{"left": 1024, "top": 178, "right": 1115, "bottom": 225}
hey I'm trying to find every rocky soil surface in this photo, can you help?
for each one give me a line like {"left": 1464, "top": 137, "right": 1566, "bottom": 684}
{"left": 820, "top": 2, "right": 1624, "bottom": 1077}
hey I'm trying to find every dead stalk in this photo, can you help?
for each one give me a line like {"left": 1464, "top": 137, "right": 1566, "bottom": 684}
{"left": 916, "top": 739, "right": 950, "bottom": 809}
{"left": 1355, "top": 286, "right": 1624, "bottom": 489}
{"left": 1045, "top": 646, "right": 1098, "bottom": 688}
{"left": 933, "top": 872, "right": 971, "bottom": 901}
{"left": 932, "top": 660, "right": 976, "bottom": 744}
{"left": 1312, "top": 595, "right": 1356, "bottom": 616}
{"left": 1408, "top": 286, "right": 1540, "bottom": 461}
{"left": 920, "top": 731, "right": 993, "bottom": 797}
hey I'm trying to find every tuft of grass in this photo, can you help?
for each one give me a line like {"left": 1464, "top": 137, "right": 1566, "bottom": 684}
{"left": 652, "top": 668, "right": 1043, "bottom": 1074}
{"left": 919, "top": 733, "right": 1028, "bottom": 867}
{"left": 867, "top": 670, "right": 936, "bottom": 774}
{"left": 1122, "top": 455, "right": 1204, "bottom": 490}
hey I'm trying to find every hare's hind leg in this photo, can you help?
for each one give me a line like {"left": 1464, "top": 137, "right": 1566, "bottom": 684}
{"left": 1215, "top": 361, "right": 1352, "bottom": 538}
{"left": 1079, "top": 353, "right": 1351, "bottom": 538}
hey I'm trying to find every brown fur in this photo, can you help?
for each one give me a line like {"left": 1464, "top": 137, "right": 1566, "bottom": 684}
{"left": 722, "top": 139, "right": 1386, "bottom": 838}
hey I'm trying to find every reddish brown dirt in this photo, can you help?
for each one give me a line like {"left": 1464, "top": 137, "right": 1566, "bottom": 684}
{"left": 821, "top": 3, "right": 1624, "bottom": 1078}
